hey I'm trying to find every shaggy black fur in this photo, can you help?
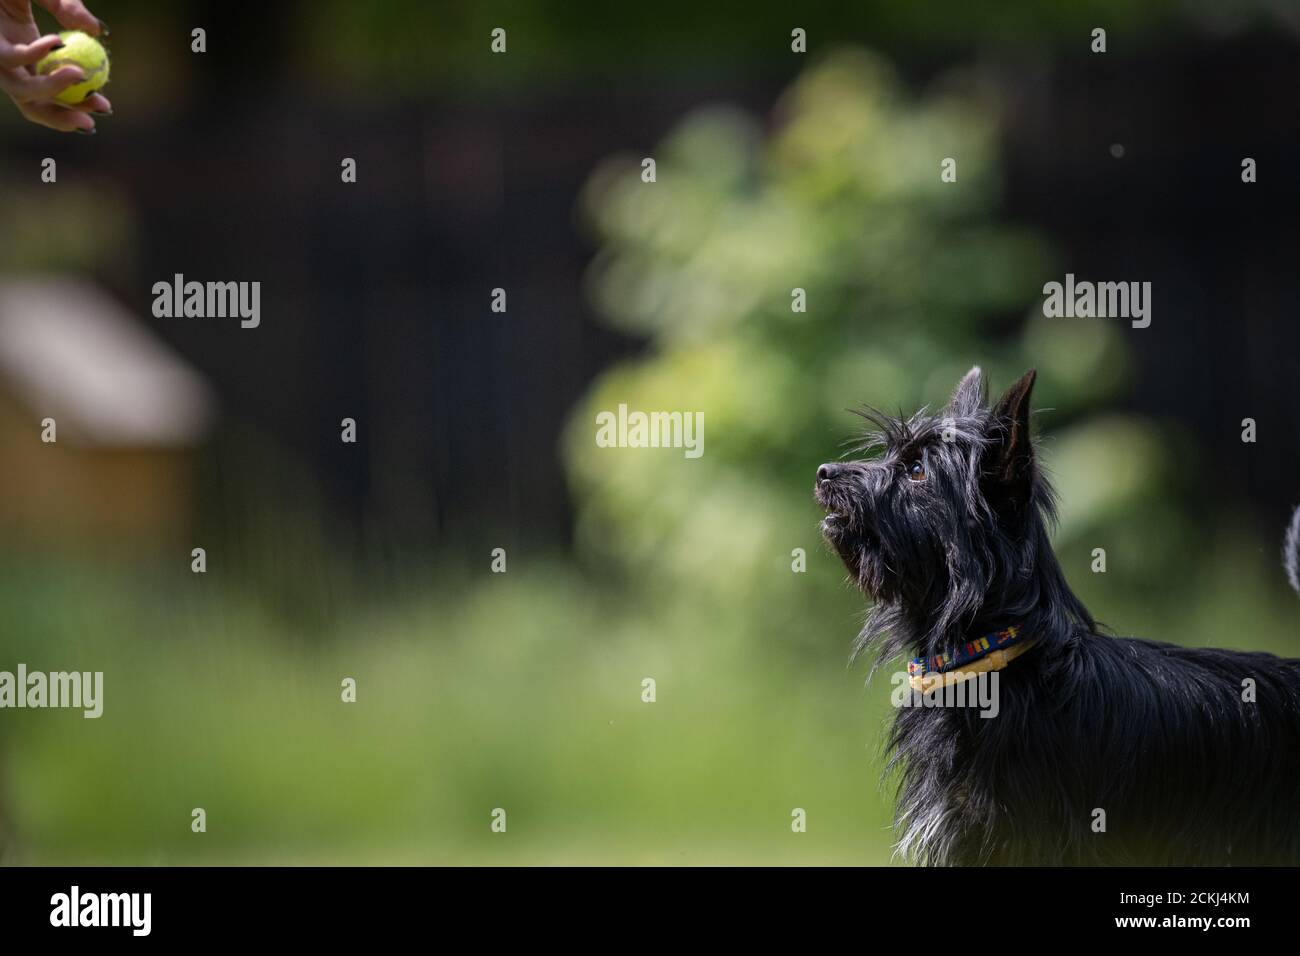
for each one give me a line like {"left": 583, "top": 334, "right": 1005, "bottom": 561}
{"left": 816, "top": 366, "right": 1300, "bottom": 865}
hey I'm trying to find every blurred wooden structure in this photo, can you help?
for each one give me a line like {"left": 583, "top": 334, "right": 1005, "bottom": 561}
{"left": 0, "top": 278, "right": 216, "bottom": 553}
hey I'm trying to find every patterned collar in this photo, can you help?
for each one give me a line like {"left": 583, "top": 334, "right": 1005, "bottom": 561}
{"left": 907, "top": 626, "right": 1037, "bottom": 692}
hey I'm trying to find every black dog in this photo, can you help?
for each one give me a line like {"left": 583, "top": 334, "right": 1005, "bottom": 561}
{"left": 816, "top": 367, "right": 1300, "bottom": 865}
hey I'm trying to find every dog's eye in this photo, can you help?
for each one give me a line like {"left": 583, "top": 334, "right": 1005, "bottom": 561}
{"left": 907, "top": 460, "right": 926, "bottom": 482}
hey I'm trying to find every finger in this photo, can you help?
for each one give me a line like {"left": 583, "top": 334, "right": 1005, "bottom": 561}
{"left": 5, "top": 63, "right": 84, "bottom": 103}
{"left": 64, "top": 90, "right": 110, "bottom": 114}
{"left": 0, "top": 33, "right": 65, "bottom": 70}
{"left": 33, "top": 0, "right": 104, "bottom": 35}
{"left": 18, "top": 100, "right": 95, "bottom": 133}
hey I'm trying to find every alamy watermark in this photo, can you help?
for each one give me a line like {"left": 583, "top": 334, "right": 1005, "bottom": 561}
{"left": 0, "top": 664, "right": 103, "bottom": 718}
{"left": 1042, "top": 273, "right": 1151, "bottom": 328}
{"left": 151, "top": 273, "right": 261, "bottom": 328}
{"left": 595, "top": 404, "right": 704, "bottom": 459}
{"left": 50, "top": 886, "right": 150, "bottom": 936}
{"left": 891, "top": 670, "right": 1001, "bottom": 718}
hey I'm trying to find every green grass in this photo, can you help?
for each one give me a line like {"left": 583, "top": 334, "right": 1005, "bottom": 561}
{"left": 1, "top": 533, "right": 1294, "bottom": 866}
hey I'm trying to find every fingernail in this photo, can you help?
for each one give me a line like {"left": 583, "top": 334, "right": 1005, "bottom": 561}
{"left": 50, "top": 41, "right": 65, "bottom": 50}
{"left": 93, "top": 109, "right": 112, "bottom": 116}
{"left": 74, "top": 127, "right": 96, "bottom": 135}
{"left": 97, "top": 19, "right": 110, "bottom": 36}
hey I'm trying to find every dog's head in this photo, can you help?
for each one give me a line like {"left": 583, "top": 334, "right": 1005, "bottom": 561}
{"left": 816, "top": 366, "right": 1048, "bottom": 654}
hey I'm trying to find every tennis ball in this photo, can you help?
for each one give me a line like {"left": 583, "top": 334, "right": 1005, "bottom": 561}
{"left": 35, "top": 30, "right": 109, "bottom": 106}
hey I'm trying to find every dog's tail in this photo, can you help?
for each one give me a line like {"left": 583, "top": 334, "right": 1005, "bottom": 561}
{"left": 1286, "top": 504, "right": 1300, "bottom": 596}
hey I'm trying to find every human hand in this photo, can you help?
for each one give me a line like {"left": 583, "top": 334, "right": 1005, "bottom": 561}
{"left": 1, "top": 0, "right": 109, "bottom": 133}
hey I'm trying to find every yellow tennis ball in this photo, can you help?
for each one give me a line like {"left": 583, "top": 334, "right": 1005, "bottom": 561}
{"left": 36, "top": 30, "right": 110, "bottom": 106}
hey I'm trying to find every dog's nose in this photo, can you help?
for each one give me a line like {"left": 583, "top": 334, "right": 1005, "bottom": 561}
{"left": 817, "top": 463, "right": 841, "bottom": 483}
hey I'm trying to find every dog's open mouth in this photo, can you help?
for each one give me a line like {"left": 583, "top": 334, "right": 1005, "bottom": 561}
{"left": 819, "top": 510, "right": 879, "bottom": 550}
{"left": 814, "top": 481, "right": 849, "bottom": 521}
{"left": 821, "top": 509, "right": 873, "bottom": 546}
{"left": 815, "top": 479, "right": 879, "bottom": 554}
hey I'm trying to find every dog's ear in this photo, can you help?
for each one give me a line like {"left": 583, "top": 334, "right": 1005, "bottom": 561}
{"left": 986, "top": 369, "right": 1037, "bottom": 505}
{"left": 948, "top": 365, "right": 986, "bottom": 416}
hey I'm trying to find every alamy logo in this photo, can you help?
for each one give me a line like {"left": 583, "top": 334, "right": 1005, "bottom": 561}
{"left": 50, "top": 886, "right": 151, "bottom": 936}
{"left": 595, "top": 404, "right": 704, "bottom": 459}
{"left": 1042, "top": 273, "right": 1151, "bottom": 328}
{"left": 890, "top": 670, "right": 1001, "bottom": 719}
{"left": 0, "top": 664, "right": 103, "bottom": 718}
{"left": 151, "top": 273, "right": 261, "bottom": 328}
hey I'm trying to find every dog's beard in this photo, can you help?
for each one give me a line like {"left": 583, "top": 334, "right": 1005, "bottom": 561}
{"left": 819, "top": 512, "right": 860, "bottom": 575}
{"left": 819, "top": 508, "right": 896, "bottom": 600}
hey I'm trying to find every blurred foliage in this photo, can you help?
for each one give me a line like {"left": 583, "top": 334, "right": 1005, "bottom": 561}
{"left": 0, "top": 179, "right": 137, "bottom": 275}
{"left": 1, "top": 560, "right": 897, "bottom": 864}
{"left": 565, "top": 50, "right": 1186, "bottom": 610}
{"left": 3, "top": 0, "right": 1294, "bottom": 122}
{"left": 293, "top": 0, "right": 1300, "bottom": 97}
{"left": 301, "top": 0, "right": 1188, "bottom": 94}
{"left": 4, "top": 539, "right": 1296, "bottom": 864}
